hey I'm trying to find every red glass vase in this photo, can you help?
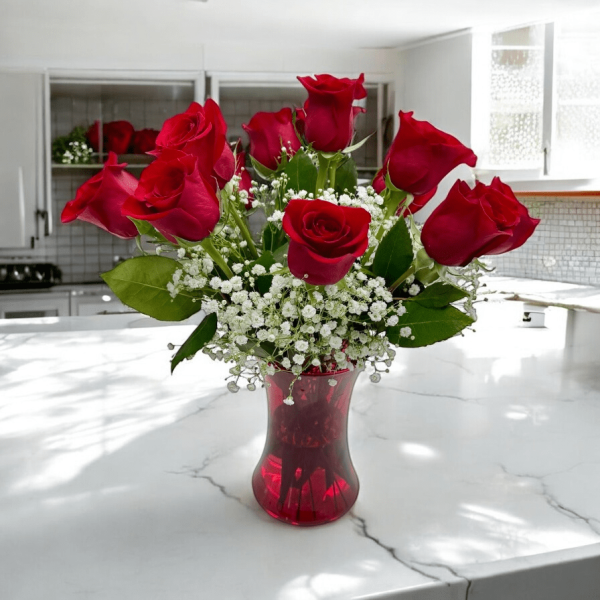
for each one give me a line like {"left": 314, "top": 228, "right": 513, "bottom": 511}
{"left": 252, "top": 368, "right": 361, "bottom": 526}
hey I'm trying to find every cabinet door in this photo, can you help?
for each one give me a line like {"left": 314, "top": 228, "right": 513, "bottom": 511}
{"left": 0, "top": 72, "right": 43, "bottom": 248}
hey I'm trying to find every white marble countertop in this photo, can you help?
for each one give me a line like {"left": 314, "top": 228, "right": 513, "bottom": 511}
{"left": 1, "top": 294, "right": 600, "bottom": 600}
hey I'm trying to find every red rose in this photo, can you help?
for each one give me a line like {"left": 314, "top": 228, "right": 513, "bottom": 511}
{"left": 372, "top": 167, "right": 386, "bottom": 194}
{"left": 242, "top": 108, "right": 301, "bottom": 171}
{"left": 234, "top": 141, "right": 254, "bottom": 209}
{"left": 153, "top": 100, "right": 235, "bottom": 190}
{"left": 421, "top": 177, "right": 540, "bottom": 267}
{"left": 282, "top": 199, "right": 371, "bottom": 285}
{"left": 384, "top": 111, "right": 477, "bottom": 196}
{"left": 131, "top": 129, "right": 159, "bottom": 154}
{"left": 60, "top": 152, "right": 138, "bottom": 239}
{"left": 86, "top": 121, "right": 101, "bottom": 152}
{"left": 104, "top": 121, "right": 135, "bottom": 154}
{"left": 297, "top": 73, "right": 367, "bottom": 153}
{"left": 122, "top": 150, "right": 220, "bottom": 243}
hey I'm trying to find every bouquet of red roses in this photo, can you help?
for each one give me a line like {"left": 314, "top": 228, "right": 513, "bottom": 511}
{"left": 61, "top": 72, "right": 539, "bottom": 394}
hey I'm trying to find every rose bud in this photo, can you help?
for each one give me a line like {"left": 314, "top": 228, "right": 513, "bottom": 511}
{"left": 104, "top": 121, "right": 135, "bottom": 154}
{"left": 242, "top": 108, "right": 301, "bottom": 171}
{"left": 131, "top": 129, "right": 159, "bottom": 154}
{"left": 421, "top": 177, "right": 540, "bottom": 267}
{"left": 385, "top": 111, "right": 477, "bottom": 197}
{"left": 153, "top": 100, "right": 235, "bottom": 190}
{"left": 122, "top": 150, "right": 221, "bottom": 243}
{"left": 282, "top": 199, "right": 371, "bottom": 285}
{"left": 61, "top": 152, "right": 138, "bottom": 239}
{"left": 297, "top": 73, "right": 367, "bottom": 153}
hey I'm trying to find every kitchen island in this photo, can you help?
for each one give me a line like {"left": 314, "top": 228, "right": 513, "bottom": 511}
{"left": 1, "top": 296, "right": 599, "bottom": 600}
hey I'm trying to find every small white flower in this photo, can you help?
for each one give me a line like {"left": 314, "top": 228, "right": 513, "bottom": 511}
{"left": 220, "top": 281, "right": 233, "bottom": 294}
{"left": 397, "top": 303, "right": 407, "bottom": 316}
{"left": 329, "top": 336, "right": 343, "bottom": 350}
{"left": 302, "top": 305, "right": 316, "bottom": 319}
{"left": 328, "top": 379, "right": 338, "bottom": 387}
{"left": 282, "top": 302, "right": 297, "bottom": 318}
{"left": 386, "top": 315, "right": 399, "bottom": 327}
{"left": 177, "top": 248, "right": 186, "bottom": 259}
{"left": 293, "top": 353, "right": 305, "bottom": 365}
{"left": 408, "top": 284, "right": 420, "bottom": 296}
{"left": 230, "top": 276, "right": 243, "bottom": 291}
{"left": 320, "top": 324, "right": 332, "bottom": 337}
{"left": 232, "top": 263, "right": 244, "bottom": 274}
{"left": 400, "top": 327, "right": 412, "bottom": 338}
{"left": 283, "top": 396, "right": 295, "bottom": 405}
{"left": 311, "top": 358, "right": 321, "bottom": 367}
{"left": 295, "top": 340, "right": 309, "bottom": 352}
{"left": 281, "top": 358, "right": 291, "bottom": 369}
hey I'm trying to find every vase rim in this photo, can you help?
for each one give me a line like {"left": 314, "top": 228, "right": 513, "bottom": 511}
{"left": 269, "top": 366, "right": 363, "bottom": 378}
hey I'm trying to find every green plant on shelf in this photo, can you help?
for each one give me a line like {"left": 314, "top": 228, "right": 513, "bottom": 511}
{"left": 52, "top": 126, "right": 93, "bottom": 165}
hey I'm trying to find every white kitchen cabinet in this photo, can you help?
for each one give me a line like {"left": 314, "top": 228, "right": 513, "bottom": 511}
{"left": 46, "top": 70, "right": 204, "bottom": 283}
{"left": 0, "top": 71, "right": 46, "bottom": 249}
{"left": 0, "top": 291, "right": 70, "bottom": 318}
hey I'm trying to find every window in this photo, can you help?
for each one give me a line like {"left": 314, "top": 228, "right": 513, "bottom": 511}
{"left": 474, "top": 12, "right": 600, "bottom": 181}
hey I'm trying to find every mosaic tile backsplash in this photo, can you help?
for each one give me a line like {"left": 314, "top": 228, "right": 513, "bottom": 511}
{"left": 486, "top": 196, "right": 600, "bottom": 286}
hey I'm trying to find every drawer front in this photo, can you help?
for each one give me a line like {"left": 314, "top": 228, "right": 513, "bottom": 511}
{"left": 0, "top": 292, "right": 70, "bottom": 319}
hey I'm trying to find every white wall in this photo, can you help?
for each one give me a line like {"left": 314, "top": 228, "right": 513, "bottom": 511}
{"left": 0, "top": 2, "right": 395, "bottom": 79}
{"left": 393, "top": 32, "right": 476, "bottom": 220}
{"left": 396, "top": 32, "right": 473, "bottom": 144}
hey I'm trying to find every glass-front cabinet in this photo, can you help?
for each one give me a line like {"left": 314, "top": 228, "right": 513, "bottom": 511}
{"left": 207, "top": 73, "right": 394, "bottom": 182}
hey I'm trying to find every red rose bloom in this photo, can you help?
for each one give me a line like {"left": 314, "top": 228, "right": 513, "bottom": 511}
{"left": 282, "top": 199, "right": 371, "bottom": 285}
{"left": 384, "top": 111, "right": 477, "bottom": 196}
{"left": 85, "top": 121, "right": 135, "bottom": 154}
{"left": 421, "top": 177, "right": 540, "bottom": 267}
{"left": 104, "top": 121, "right": 135, "bottom": 154}
{"left": 86, "top": 121, "right": 101, "bottom": 152}
{"left": 234, "top": 142, "right": 254, "bottom": 209}
{"left": 60, "top": 152, "right": 138, "bottom": 239}
{"left": 297, "top": 73, "right": 367, "bottom": 153}
{"left": 122, "top": 150, "right": 221, "bottom": 243}
{"left": 131, "top": 129, "right": 159, "bottom": 154}
{"left": 242, "top": 108, "right": 301, "bottom": 171}
{"left": 153, "top": 100, "right": 235, "bottom": 190}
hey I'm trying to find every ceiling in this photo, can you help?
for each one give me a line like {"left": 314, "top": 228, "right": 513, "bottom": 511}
{"left": 151, "top": 0, "right": 600, "bottom": 48}
{"left": 3, "top": 0, "right": 600, "bottom": 53}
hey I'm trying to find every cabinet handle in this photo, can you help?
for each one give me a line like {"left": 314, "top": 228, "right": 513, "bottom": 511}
{"left": 17, "top": 167, "right": 26, "bottom": 247}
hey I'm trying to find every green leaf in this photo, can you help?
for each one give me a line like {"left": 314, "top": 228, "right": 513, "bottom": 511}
{"left": 101, "top": 256, "right": 201, "bottom": 321}
{"left": 387, "top": 303, "right": 474, "bottom": 348}
{"left": 411, "top": 282, "right": 469, "bottom": 309}
{"left": 128, "top": 217, "right": 168, "bottom": 242}
{"left": 250, "top": 155, "right": 277, "bottom": 180}
{"left": 273, "top": 241, "right": 289, "bottom": 265}
{"left": 371, "top": 217, "right": 414, "bottom": 287}
{"left": 334, "top": 158, "right": 358, "bottom": 195}
{"left": 262, "top": 222, "right": 286, "bottom": 253}
{"left": 283, "top": 149, "right": 318, "bottom": 195}
{"left": 171, "top": 312, "right": 218, "bottom": 373}
{"left": 343, "top": 131, "right": 375, "bottom": 155}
